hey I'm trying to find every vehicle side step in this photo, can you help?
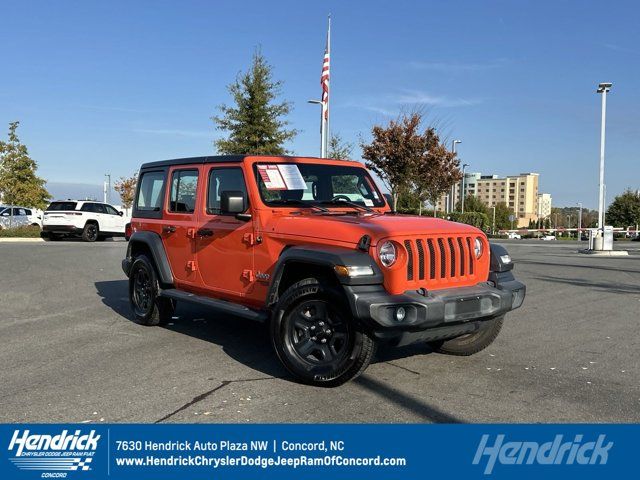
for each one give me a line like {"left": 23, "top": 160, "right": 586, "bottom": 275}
{"left": 160, "top": 289, "right": 268, "bottom": 323}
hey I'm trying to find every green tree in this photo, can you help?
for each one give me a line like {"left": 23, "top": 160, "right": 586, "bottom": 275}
{"left": 456, "top": 195, "right": 488, "bottom": 215}
{"left": 449, "top": 211, "right": 491, "bottom": 230}
{"left": 213, "top": 48, "right": 297, "bottom": 155}
{"left": 606, "top": 189, "right": 640, "bottom": 228}
{"left": 327, "top": 133, "right": 353, "bottom": 160}
{"left": 492, "top": 202, "right": 512, "bottom": 231}
{"left": 0, "top": 122, "right": 50, "bottom": 209}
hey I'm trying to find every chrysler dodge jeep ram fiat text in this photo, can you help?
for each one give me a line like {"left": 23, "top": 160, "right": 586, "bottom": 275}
{"left": 122, "top": 156, "right": 525, "bottom": 386}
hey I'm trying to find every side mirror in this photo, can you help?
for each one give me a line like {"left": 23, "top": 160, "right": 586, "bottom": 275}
{"left": 383, "top": 193, "right": 395, "bottom": 212}
{"left": 220, "top": 190, "right": 247, "bottom": 215}
{"left": 118, "top": 211, "right": 124, "bottom": 216}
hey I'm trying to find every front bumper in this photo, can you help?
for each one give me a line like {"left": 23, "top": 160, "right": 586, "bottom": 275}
{"left": 345, "top": 272, "right": 525, "bottom": 346}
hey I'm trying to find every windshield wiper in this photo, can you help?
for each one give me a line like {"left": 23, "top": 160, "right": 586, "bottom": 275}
{"left": 275, "top": 199, "right": 329, "bottom": 212}
{"left": 320, "top": 200, "right": 373, "bottom": 213}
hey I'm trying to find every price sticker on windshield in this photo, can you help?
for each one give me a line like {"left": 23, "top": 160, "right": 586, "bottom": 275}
{"left": 258, "top": 164, "right": 307, "bottom": 190}
{"left": 257, "top": 165, "right": 286, "bottom": 190}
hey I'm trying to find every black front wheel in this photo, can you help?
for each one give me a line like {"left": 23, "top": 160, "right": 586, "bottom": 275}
{"left": 129, "top": 254, "right": 175, "bottom": 326}
{"left": 271, "top": 278, "right": 375, "bottom": 387}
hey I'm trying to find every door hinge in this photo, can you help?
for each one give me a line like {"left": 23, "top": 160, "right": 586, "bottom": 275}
{"left": 187, "top": 260, "right": 198, "bottom": 272}
{"left": 187, "top": 228, "right": 196, "bottom": 239}
{"left": 242, "top": 269, "right": 255, "bottom": 282}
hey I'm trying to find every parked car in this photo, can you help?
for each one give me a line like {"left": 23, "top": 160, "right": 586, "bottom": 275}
{"left": 0, "top": 206, "right": 43, "bottom": 229}
{"left": 507, "top": 232, "right": 521, "bottom": 239}
{"left": 41, "top": 200, "right": 127, "bottom": 241}
{"left": 541, "top": 235, "right": 556, "bottom": 241}
{"left": 122, "top": 155, "right": 526, "bottom": 387}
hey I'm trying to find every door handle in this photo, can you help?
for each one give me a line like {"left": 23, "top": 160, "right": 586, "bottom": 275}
{"left": 197, "top": 228, "right": 214, "bottom": 237}
{"left": 162, "top": 225, "right": 177, "bottom": 234}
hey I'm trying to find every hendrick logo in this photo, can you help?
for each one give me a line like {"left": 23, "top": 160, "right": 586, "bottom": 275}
{"left": 473, "top": 434, "right": 613, "bottom": 474}
{"left": 8, "top": 429, "right": 100, "bottom": 476}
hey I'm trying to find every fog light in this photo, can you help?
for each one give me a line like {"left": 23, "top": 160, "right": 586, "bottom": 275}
{"left": 511, "top": 288, "right": 525, "bottom": 309}
{"left": 395, "top": 307, "right": 406, "bottom": 322}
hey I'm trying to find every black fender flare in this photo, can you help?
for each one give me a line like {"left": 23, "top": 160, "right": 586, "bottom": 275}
{"left": 266, "top": 245, "right": 383, "bottom": 306}
{"left": 123, "top": 231, "right": 174, "bottom": 286}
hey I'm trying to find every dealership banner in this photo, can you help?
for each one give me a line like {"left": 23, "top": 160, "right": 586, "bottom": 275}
{"left": 0, "top": 424, "right": 633, "bottom": 479}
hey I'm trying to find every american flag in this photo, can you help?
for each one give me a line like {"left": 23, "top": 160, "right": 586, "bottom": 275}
{"left": 321, "top": 19, "right": 330, "bottom": 121}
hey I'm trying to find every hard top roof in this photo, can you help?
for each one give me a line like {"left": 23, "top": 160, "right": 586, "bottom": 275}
{"left": 139, "top": 155, "right": 363, "bottom": 170}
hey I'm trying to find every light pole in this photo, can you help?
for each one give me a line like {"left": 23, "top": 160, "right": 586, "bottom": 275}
{"left": 596, "top": 82, "right": 612, "bottom": 231}
{"left": 577, "top": 202, "right": 583, "bottom": 240}
{"left": 308, "top": 100, "right": 325, "bottom": 157}
{"left": 104, "top": 174, "right": 111, "bottom": 204}
{"left": 461, "top": 163, "right": 469, "bottom": 213}
{"left": 492, "top": 205, "right": 496, "bottom": 235}
{"left": 451, "top": 140, "right": 461, "bottom": 212}
{"left": 567, "top": 214, "right": 572, "bottom": 237}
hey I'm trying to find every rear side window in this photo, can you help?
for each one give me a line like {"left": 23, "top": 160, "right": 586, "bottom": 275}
{"left": 47, "top": 202, "right": 77, "bottom": 211}
{"left": 169, "top": 170, "right": 199, "bottom": 213}
{"left": 136, "top": 171, "right": 165, "bottom": 211}
{"left": 81, "top": 203, "right": 97, "bottom": 213}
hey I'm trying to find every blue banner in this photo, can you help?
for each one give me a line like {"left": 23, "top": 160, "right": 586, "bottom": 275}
{"left": 0, "top": 424, "right": 632, "bottom": 479}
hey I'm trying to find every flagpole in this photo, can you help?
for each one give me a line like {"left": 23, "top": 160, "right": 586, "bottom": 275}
{"left": 320, "top": 15, "right": 331, "bottom": 158}
{"left": 324, "top": 14, "right": 330, "bottom": 158}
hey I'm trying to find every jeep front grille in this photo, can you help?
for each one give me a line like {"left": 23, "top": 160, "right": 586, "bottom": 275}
{"left": 404, "top": 235, "right": 478, "bottom": 284}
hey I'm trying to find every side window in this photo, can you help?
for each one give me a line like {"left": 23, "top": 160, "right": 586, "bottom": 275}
{"left": 81, "top": 203, "right": 96, "bottom": 213}
{"left": 136, "top": 171, "right": 165, "bottom": 211}
{"left": 207, "top": 168, "right": 247, "bottom": 215}
{"left": 94, "top": 204, "right": 106, "bottom": 214}
{"left": 105, "top": 205, "right": 119, "bottom": 215}
{"left": 25, "top": 209, "right": 32, "bottom": 216}
{"left": 169, "top": 170, "right": 199, "bottom": 213}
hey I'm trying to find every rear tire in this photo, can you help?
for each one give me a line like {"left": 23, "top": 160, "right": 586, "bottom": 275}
{"left": 82, "top": 223, "right": 99, "bottom": 242}
{"left": 271, "top": 278, "right": 375, "bottom": 387}
{"left": 429, "top": 316, "right": 504, "bottom": 356}
{"left": 129, "top": 254, "right": 175, "bottom": 326}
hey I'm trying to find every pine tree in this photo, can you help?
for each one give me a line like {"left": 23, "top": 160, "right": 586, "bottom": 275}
{"left": 0, "top": 122, "right": 51, "bottom": 209}
{"left": 213, "top": 48, "right": 297, "bottom": 155}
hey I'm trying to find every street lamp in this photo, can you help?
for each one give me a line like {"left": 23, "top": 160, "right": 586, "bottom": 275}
{"left": 308, "top": 100, "right": 325, "bottom": 157}
{"left": 596, "top": 82, "right": 612, "bottom": 231}
{"left": 461, "top": 163, "right": 469, "bottom": 213}
{"left": 577, "top": 202, "right": 583, "bottom": 241}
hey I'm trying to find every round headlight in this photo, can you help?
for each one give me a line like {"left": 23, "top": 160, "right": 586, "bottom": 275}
{"left": 474, "top": 238, "right": 484, "bottom": 259}
{"left": 379, "top": 241, "right": 397, "bottom": 267}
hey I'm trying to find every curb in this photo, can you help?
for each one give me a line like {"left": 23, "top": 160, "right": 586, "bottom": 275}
{"left": 578, "top": 249, "right": 629, "bottom": 256}
{"left": 0, "top": 237, "right": 45, "bottom": 243}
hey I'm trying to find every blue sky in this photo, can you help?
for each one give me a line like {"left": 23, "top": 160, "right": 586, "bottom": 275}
{"left": 1, "top": 0, "right": 639, "bottom": 208}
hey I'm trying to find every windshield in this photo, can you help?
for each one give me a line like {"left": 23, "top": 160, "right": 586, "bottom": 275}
{"left": 255, "top": 163, "right": 385, "bottom": 209}
{"left": 47, "top": 202, "right": 78, "bottom": 211}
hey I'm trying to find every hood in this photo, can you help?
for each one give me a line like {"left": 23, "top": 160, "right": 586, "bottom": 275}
{"left": 269, "top": 212, "right": 484, "bottom": 245}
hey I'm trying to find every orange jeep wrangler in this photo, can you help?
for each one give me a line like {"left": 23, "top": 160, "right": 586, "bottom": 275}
{"left": 122, "top": 155, "right": 525, "bottom": 386}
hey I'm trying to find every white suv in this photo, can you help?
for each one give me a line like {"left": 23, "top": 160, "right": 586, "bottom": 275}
{"left": 42, "top": 200, "right": 127, "bottom": 242}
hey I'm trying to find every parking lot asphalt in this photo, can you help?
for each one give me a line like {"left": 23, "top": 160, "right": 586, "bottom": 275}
{"left": 1, "top": 239, "right": 639, "bottom": 423}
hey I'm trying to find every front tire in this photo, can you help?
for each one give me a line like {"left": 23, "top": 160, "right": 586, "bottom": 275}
{"left": 271, "top": 278, "right": 375, "bottom": 387}
{"left": 82, "top": 223, "right": 99, "bottom": 242}
{"left": 129, "top": 254, "right": 175, "bottom": 326}
{"left": 429, "top": 316, "right": 504, "bottom": 356}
